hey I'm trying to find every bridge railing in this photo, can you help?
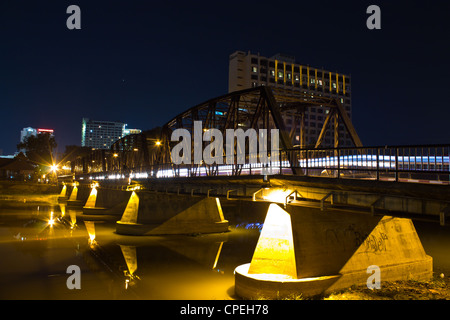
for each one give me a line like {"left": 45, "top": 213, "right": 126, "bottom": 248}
{"left": 284, "top": 144, "right": 450, "bottom": 184}
{"left": 76, "top": 144, "right": 450, "bottom": 185}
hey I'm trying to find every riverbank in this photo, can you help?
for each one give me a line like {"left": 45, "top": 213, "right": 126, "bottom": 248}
{"left": 0, "top": 181, "right": 59, "bottom": 195}
{"left": 324, "top": 273, "right": 450, "bottom": 300}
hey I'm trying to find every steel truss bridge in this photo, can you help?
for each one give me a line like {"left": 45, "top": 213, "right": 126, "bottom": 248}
{"left": 70, "top": 86, "right": 450, "bottom": 185}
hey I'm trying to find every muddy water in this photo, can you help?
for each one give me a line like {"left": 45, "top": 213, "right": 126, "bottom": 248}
{"left": 0, "top": 195, "right": 448, "bottom": 300}
{"left": 0, "top": 196, "right": 261, "bottom": 300}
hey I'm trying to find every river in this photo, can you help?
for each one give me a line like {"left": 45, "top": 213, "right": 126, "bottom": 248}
{"left": 0, "top": 194, "right": 448, "bottom": 300}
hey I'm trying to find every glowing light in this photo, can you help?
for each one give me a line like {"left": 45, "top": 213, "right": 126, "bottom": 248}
{"left": 90, "top": 181, "right": 100, "bottom": 189}
{"left": 84, "top": 186, "right": 98, "bottom": 208}
{"left": 59, "top": 185, "right": 67, "bottom": 197}
{"left": 84, "top": 221, "right": 96, "bottom": 246}
{"left": 155, "top": 141, "right": 161, "bottom": 146}
{"left": 48, "top": 211, "right": 55, "bottom": 227}
{"left": 50, "top": 164, "right": 58, "bottom": 172}
{"left": 212, "top": 242, "right": 224, "bottom": 270}
{"left": 119, "top": 191, "right": 140, "bottom": 224}
{"left": 258, "top": 188, "right": 293, "bottom": 204}
{"left": 126, "top": 184, "right": 141, "bottom": 191}
{"left": 69, "top": 185, "right": 78, "bottom": 201}
{"left": 37, "top": 128, "right": 54, "bottom": 133}
{"left": 248, "top": 203, "right": 297, "bottom": 278}
{"left": 69, "top": 211, "right": 77, "bottom": 229}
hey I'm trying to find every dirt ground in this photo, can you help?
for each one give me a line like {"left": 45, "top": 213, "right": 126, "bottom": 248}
{"left": 323, "top": 273, "right": 450, "bottom": 300}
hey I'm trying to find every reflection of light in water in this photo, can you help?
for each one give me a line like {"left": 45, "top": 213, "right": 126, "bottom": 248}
{"left": 59, "top": 204, "right": 66, "bottom": 217}
{"left": 84, "top": 221, "right": 96, "bottom": 246}
{"left": 47, "top": 211, "right": 55, "bottom": 227}
{"left": 236, "top": 223, "right": 263, "bottom": 231}
{"left": 69, "top": 211, "right": 77, "bottom": 229}
{"left": 212, "top": 242, "right": 224, "bottom": 270}
{"left": 120, "top": 245, "right": 140, "bottom": 289}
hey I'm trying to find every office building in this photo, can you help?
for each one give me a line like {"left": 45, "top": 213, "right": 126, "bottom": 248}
{"left": 228, "top": 50, "right": 352, "bottom": 147}
{"left": 20, "top": 127, "right": 38, "bottom": 144}
{"left": 19, "top": 127, "right": 55, "bottom": 152}
{"left": 81, "top": 118, "right": 141, "bottom": 150}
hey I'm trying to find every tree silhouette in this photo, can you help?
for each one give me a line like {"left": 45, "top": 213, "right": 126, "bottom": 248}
{"left": 17, "top": 132, "right": 57, "bottom": 166}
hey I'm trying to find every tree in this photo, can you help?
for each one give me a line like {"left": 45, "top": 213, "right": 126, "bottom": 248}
{"left": 17, "top": 133, "right": 57, "bottom": 166}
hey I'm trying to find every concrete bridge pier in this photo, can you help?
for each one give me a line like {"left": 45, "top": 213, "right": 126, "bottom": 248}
{"left": 116, "top": 191, "right": 229, "bottom": 236}
{"left": 235, "top": 203, "right": 433, "bottom": 299}
{"left": 65, "top": 183, "right": 89, "bottom": 208}
{"left": 82, "top": 186, "right": 130, "bottom": 216}
{"left": 57, "top": 183, "right": 69, "bottom": 202}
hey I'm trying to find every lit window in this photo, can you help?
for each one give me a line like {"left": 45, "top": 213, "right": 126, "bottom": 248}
{"left": 287, "top": 73, "right": 291, "bottom": 80}
{"left": 270, "top": 70, "right": 275, "bottom": 77}
{"left": 318, "top": 80, "right": 323, "bottom": 86}
{"left": 294, "top": 75, "right": 299, "bottom": 81}
{"left": 278, "top": 71, "right": 283, "bottom": 78}
{"left": 252, "top": 66, "right": 257, "bottom": 73}
{"left": 310, "top": 78, "right": 315, "bottom": 84}
{"left": 332, "top": 82, "right": 337, "bottom": 89}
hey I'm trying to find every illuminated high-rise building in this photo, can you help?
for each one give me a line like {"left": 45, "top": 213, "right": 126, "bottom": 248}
{"left": 81, "top": 118, "right": 141, "bottom": 150}
{"left": 228, "top": 50, "right": 352, "bottom": 147}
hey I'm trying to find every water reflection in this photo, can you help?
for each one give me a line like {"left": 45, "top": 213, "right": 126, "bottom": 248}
{"left": 0, "top": 197, "right": 261, "bottom": 299}
{"left": 3, "top": 195, "right": 447, "bottom": 300}
{"left": 84, "top": 220, "right": 96, "bottom": 247}
{"left": 120, "top": 245, "right": 140, "bottom": 289}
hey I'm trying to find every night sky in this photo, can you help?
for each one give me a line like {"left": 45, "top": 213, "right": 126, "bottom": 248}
{"left": 1, "top": 1, "right": 450, "bottom": 155}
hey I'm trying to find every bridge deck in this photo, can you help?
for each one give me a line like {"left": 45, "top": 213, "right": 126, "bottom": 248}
{"left": 72, "top": 174, "right": 450, "bottom": 225}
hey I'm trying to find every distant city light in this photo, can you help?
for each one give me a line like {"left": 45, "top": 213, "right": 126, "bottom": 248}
{"left": 37, "top": 128, "right": 54, "bottom": 134}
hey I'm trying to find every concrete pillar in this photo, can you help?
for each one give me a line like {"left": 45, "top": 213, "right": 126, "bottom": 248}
{"left": 235, "top": 203, "right": 432, "bottom": 299}
{"left": 116, "top": 192, "right": 229, "bottom": 235}
{"left": 82, "top": 187, "right": 131, "bottom": 216}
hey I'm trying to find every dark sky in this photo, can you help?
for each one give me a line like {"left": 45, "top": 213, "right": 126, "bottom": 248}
{"left": 1, "top": 1, "right": 449, "bottom": 154}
